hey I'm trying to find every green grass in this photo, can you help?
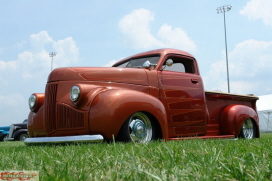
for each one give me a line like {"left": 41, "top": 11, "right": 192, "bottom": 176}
{"left": 0, "top": 134, "right": 272, "bottom": 180}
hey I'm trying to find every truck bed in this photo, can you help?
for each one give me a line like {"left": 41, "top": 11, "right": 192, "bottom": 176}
{"left": 204, "top": 91, "right": 258, "bottom": 136}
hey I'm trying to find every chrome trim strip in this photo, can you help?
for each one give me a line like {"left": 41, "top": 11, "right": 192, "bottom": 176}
{"left": 24, "top": 135, "right": 104, "bottom": 145}
{"left": 7, "top": 125, "right": 15, "bottom": 139}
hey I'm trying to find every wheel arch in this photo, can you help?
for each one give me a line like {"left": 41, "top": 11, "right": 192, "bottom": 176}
{"left": 88, "top": 89, "right": 168, "bottom": 140}
{"left": 219, "top": 104, "right": 260, "bottom": 137}
{"left": 141, "top": 111, "right": 163, "bottom": 139}
{"left": 13, "top": 129, "right": 28, "bottom": 140}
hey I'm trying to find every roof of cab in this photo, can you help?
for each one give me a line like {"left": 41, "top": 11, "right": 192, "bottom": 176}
{"left": 112, "top": 48, "right": 194, "bottom": 67}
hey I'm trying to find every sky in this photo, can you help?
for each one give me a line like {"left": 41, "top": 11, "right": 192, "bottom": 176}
{"left": 0, "top": 0, "right": 271, "bottom": 125}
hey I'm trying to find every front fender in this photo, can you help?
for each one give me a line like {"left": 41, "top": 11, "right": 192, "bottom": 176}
{"left": 13, "top": 129, "right": 28, "bottom": 139}
{"left": 0, "top": 130, "right": 9, "bottom": 134}
{"left": 2, "top": 131, "right": 9, "bottom": 135}
{"left": 88, "top": 89, "right": 168, "bottom": 140}
{"left": 220, "top": 105, "right": 260, "bottom": 137}
{"left": 28, "top": 106, "right": 46, "bottom": 137}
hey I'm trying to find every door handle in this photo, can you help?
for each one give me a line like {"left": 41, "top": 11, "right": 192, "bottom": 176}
{"left": 191, "top": 78, "right": 198, "bottom": 84}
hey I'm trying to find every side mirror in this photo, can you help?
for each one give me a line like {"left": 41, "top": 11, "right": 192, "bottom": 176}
{"left": 166, "top": 59, "right": 173, "bottom": 66}
{"left": 142, "top": 61, "right": 151, "bottom": 68}
{"left": 143, "top": 60, "right": 157, "bottom": 69}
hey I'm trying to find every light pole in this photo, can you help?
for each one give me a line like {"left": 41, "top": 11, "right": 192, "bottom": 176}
{"left": 49, "top": 52, "right": 57, "bottom": 71}
{"left": 217, "top": 5, "right": 232, "bottom": 93}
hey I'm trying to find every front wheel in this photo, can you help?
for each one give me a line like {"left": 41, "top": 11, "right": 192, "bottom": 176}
{"left": 116, "top": 112, "right": 159, "bottom": 143}
{"left": 239, "top": 118, "right": 256, "bottom": 139}
{"left": 16, "top": 132, "right": 29, "bottom": 141}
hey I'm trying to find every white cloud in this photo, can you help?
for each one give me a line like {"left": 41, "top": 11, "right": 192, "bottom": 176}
{"left": 203, "top": 39, "right": 272, "bottom": 96}
{"left": 157, "top": 24, "right": 196, "bottom": 52}
{"left": 0, "top": 60, "right": 17, "bottom": 71}
{"left": 240, "top": 0, "right": 272, "bottom": 26}
{"left": 0, "top": 31, "right": 79, "bottom": 125}
{"left": 0, "top": 32, "right": 79, "bottom": 81}
{"left": 53, "top": 37, "right": 79, "bottom": 67}
{"left": 119, "top": 9, "right": 163, "bottom": 49}
{"left": 30, "top": 31, "right": 54, "bottom": 52}
{"left": 103, "top": 60, "right": 118, "bottom": 67}
{"left": 119, "top": 9, "right": 196, "bottom": 52}
{"left": 0, "top": 94, "right": 28, "bottom": 124}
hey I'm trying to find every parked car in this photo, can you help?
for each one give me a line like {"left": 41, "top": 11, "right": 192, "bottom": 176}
{"left": 5, "top": 119, "right": 29, "bottom": 141}
{"left": 0, "top": 126, "right": 10, "bottom": 141}
{"left": 25, "top": 48, "right": 259, "bottom": 145}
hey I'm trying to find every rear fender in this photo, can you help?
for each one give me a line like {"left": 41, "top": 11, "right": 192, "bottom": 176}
{"left": 220, "top": 105, "right": 260, "bottom": 137}
{"left": 89, "top": 89, "right": 168, "bottom": 140}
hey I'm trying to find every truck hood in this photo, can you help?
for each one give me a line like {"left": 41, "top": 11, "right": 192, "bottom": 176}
{"left": 48, "top": 67, "right": 149, "bottom": 86}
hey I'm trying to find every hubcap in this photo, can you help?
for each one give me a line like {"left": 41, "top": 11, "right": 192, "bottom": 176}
{"left": 128, "top": 112, "right": 152, "bottom": 143}
{"left": 20, "top": 135, "right": 28, "bottom": 141}
{"left": 242, "top": 119, "right": 254, "bottom": 139}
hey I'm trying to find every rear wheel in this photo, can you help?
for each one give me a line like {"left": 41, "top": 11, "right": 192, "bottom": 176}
{"left": 239, "top": 118, "right": 256, "bottom": 139}
{"left": 116, "top": 112, "right": 159, "bottom": 143}
{"left": 16, "top": 132, "right": 29, "bottom": 141}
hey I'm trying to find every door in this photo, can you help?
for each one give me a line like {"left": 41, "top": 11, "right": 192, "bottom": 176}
{"left": 158, "top": 54, "right": 207, "bottom": 137}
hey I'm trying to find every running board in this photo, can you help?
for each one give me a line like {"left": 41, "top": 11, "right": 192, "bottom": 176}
{"left": 168, "top": 135, "right": 236, "bottom": 141}
{"left": 24, "top": 135, "right": 104, "bottom": 145}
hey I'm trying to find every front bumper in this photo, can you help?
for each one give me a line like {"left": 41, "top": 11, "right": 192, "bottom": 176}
{"left": 24, "top": 135, "right": 104, "bottom": 145}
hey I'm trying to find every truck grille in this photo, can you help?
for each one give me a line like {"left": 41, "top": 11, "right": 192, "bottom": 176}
{"left": 44, "top": 83, "right": 58, "bottom": 133}
{"left": 56, "top": 104, "right": 85, "bottom": 129}
{"left": 44, "top": 82, "right": 86, "bottom": 134}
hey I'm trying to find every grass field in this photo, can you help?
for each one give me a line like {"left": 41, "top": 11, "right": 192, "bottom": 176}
{"left": 0, "top": 134, "right": 271, "bottom": 181}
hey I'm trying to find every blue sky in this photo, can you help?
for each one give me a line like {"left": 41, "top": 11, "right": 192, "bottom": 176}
{"left": 0, "top": 0, "right": 271, "bottom": 125}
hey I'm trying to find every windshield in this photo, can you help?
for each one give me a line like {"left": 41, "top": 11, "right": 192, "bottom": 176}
{"left": 113, "top": 55, "right": 160, "bottom": 68}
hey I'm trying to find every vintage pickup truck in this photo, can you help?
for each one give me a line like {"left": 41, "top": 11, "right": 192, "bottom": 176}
{"left": 25, "top": 48, "right": 259, "bottom": 144}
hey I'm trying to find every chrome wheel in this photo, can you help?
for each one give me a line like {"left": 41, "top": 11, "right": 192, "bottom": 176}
{"left": 240, "top": 118, "right": 255, "bottom": 139}
{"left": 117, "top": 112, "right": 156, "bottom": 143}
{"left": 128, "top": 112, "right": 152, "bottom": 143}
{"left": 17, "top": 133, "right": 28, "bottom": 141}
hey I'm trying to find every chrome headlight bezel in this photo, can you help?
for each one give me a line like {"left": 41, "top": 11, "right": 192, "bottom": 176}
{"left": 70, "top": 86, "right": 80, "bottom": 102}
{"left": 28, "top": 94, "right": 37, "bottom": 109}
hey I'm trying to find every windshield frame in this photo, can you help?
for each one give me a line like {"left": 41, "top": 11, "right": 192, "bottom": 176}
{"left": 113, "top": 54, "right": 161, "bottom": 68}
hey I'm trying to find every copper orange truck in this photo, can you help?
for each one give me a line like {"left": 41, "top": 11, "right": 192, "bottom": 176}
{"left": 25, "top": 49, "right": 259, "bottom": 145}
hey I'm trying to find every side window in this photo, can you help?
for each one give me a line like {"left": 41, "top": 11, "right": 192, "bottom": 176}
{"left": 162, "top": 56, "right": 195, "bottom": 73}
{"left": 117, "top": 62, "right": 129, "bottom": 67}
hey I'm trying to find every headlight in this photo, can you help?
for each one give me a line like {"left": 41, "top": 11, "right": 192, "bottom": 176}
{"left": 28, "top": 94, "right": 37, "bottom": 109}
{"left": 70, "top": 86, "right": 80, "bottom": 102}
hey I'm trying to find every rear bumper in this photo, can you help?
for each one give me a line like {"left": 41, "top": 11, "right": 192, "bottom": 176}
{"left": 24, "top": 135, "right": 104, "bottom": 145}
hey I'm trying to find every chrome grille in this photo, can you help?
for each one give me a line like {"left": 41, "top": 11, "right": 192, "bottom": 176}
{"left": 44, "top": 83, "right": 58, "bottom": 133}
{"left": 56, "top": 104, "right": 85, "bottom": 129}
